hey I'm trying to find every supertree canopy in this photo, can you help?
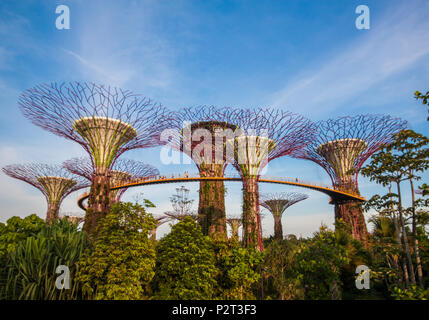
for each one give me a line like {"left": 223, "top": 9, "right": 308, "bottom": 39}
{"left": 227, "top": 108, "right": 317, "bottom": 251}
{"left": 168, "top": 106, "right": 240, "bottom": 240}
{"left": 19, "top": 82, "right": 169, "bottom": 234}
{"left": 226, "top": 217, "right": 242, "bottom": 240}
{"left": 2, "top": 163, "right": 88, "bottom": 221}
{"left": 291, "top": 114, "right": 407, "bottom": 241}
{"left": 260, "top": 192, "right": 308, "bottom": 240}
{"left": 63, "top": 157, "right": 159, "bottom": 203}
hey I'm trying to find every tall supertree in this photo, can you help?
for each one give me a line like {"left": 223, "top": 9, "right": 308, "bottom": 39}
{"left": 228, "top": 108, "right": 316, "bottom": 251}
{"left": 63, "top": 157, "right": 159, "bottom": 203}
{"left": 19, "top": 82, "right": 169, "bottom": 234}
{"left": 2, "top": 163, "right": 88, "bottom": 221}
{"left": 167, "top": 106, "right": 239, "bottom": 240}
{"left": 260, "top": 192, "right": 308, "bottom": 240}
{"left": 291, "top": 115, "right": 407, "bottom": 241}
{"left": 226, "top": 217, "right": 242, "bottom": 240}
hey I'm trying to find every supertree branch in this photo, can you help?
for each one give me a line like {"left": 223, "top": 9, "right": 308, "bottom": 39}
{"left": 260, "top": 192, "right": 308, "bottom": 240}
{"left": 63, "top": 157, "right": 159, "bottom": 202}
{"left": 19, "top": 82, "right": 171, "bottom": 234}
{"left": 166, "top": 106, "right": 242, "bottom": 240}
{"left": 226, "top": 108, "right": 316, "bottom": 251}
{"left": 19, "top": 82, "right": 171, "bottom": 167}
{"left": 291, "top": 114, "right": 407, "bottom": 190}
{"left": 2, "top": 163, "right": 88, "bottom": 221}
{"left": 291, "top": 114, "right": 407, "bottom": 242}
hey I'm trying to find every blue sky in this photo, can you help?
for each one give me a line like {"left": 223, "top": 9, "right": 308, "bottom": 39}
{"left": 1, "top": 0, "right": 428, "bottom": 238}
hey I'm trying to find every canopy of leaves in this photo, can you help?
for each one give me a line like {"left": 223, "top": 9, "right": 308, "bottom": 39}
{"left": 76, "top": 202, "right": 156, "bottom": 300}
{"left": 152, "top": 217, "right": 218, "bottom": 300}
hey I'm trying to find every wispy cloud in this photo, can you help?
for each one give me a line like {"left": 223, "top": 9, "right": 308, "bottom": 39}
{"left": 63, "top": 1, "right": 177, "bottom": 89}
{"left": 270, "top": 1, "right": 429, "bottom": 118}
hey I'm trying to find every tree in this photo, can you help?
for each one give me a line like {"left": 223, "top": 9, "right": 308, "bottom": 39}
{"left": 152, "top": 217, "right": 218, "bottom": 300}
{"left": 0, "top": 214, "right": 45, "bottom": 262}
{"left": 214, "top": 239, "right": 263, "bottom": 300}
{"left": 264, "top": 239, "right": 304, "bottom": 300}
{"left": 295, "top": 226, "right": 350, "bottom": 300}
{"left": 361, "top": 129, "right": 429, "bottom": 288}
{"left": 76, "top": 202, "right": 156, "bottom": 300}
{"left": 415, "top": 90, "right": 429, "bottom": 120}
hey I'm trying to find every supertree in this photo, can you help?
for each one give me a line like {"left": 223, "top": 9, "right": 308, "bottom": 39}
{"left": 167, "top": 106, "right": 240, "bottom": 240}
{"left": 226, "top": 217, "right": 242, "bottom": 240}
{"left": 2, "top": 163, "right": 88, "bottom": 221}
{"left": 19, "top": 82, "right": 169, "bottom": 234}
{"left": 227, "top": 108, "right": 316, "bottom": 251}
{"left": 63, "top": 157, "right": 159, "bottom": 203}
{"left": 260, "top": 192, "right": 308, "bottom": 240}
{"left": 291, "top": 115, "right": 407, "bottom": 241}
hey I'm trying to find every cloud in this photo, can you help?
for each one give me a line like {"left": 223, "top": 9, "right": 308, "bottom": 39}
{"left": 270, "top": 1, "right": 429, "bottom": 117}
{"left": 62, "top": 0, "right": 177, "bottom": 89}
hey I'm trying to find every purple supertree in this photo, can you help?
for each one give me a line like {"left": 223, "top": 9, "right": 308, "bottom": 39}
{"left": 227, "top": 108, "right": 317, "bottom": 251}
{"left": 19, "top": 82, "right": 170, "bottom": 233}
{"left": 166, "top": 106, "right": 240, "bottom": 240}
{"left": 260, "top": 192, "right": 308, "bottom": 240}
{"left": 291, "top": 114, "right": 407, "bottom": 241}
{"left": 63, "top": 157, "right": 159, "bottom": 203}
{"left": 2, "top": 163, "right": 88, "bottom": 221}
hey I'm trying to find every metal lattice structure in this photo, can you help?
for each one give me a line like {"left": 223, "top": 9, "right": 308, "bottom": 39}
{"left": 227, "top": 108, "right": 317, "bottom": 251}
{"left": 291, "top": 114, "right": 407, "bottom": 241}
{"left": 63, "top": 157, "right": 159, "bottom": 203}
{"left": 167, "top": 106, "right": 241, "bottom": 240}
{"left": 19, "top": 82, "right": 170, "bottom": 233}
{"left": 260, "top": 192, "right": 308, "bottom": 240}
{"left": 2, "top": 163, "right": 88, "bottom": 221}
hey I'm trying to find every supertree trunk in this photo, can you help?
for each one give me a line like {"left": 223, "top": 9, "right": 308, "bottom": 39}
{"left": 46, "top": 201, "right": 60, "bottom": 222}
{"left": 272, "top": 214, "right": 283, "bottom": 240}
{"left": 242, "top": 176, "right": 263, "bottom": 251}
{"left": 333, "top": 180, "right": 367, "bottom": 242}
{"left": 84, "top": 170, "right": 110, "bottom": 234}
{"left": 198, "top": 164, "right": 227, "bottom": 240}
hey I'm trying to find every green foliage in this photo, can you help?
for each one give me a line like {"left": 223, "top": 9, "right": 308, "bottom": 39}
{"left": 1, "top": 219, "right": 88, "bottom": 300}
{"left": 0, "top": 214, "right": 45, "bottom": 261}
{"left": 295, "top": 226, "right": 350, "bottom": 300}
{"left": 76, "top": 202, "right": 156, "bottom": 300}
{"left": 264, "top": 239, "right": 304, "bottom": 300}
{"left": 152, "top": 217, "right": 218, "bottom": 300}
{"left": 392, "top": 284, "right": 429, "bottom": 300}
{"left": 214, "top": 239, "right": 263, "bottom": 300}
